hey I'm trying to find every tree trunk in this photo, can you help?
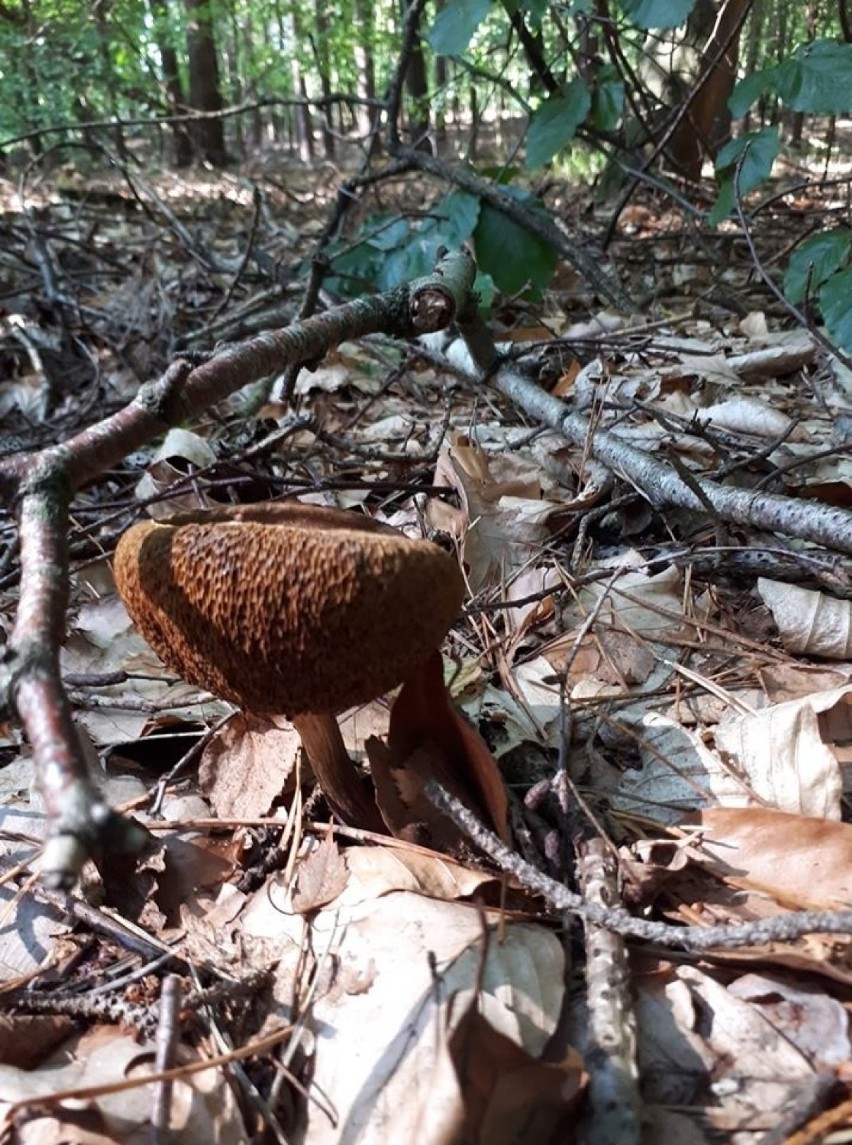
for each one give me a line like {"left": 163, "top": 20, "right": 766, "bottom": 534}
{"left": 149, "top": 0, "right": 192, "bottom": 167}
{"left": 401, "top": 0, "right": 430, "bottom": 150}
{"left": 667, "top": 0, "right": 753, "bottom": 181}
{"left": 284, "top": 3, "right": 313, "bottom": 160}
{"left": 94, "top": 1, "right": 127, "bottom": 161}
{"left": 353, "top": 0, "right": 377, "bottom": 136}
{"left": 312, "top": 0, "right": 335, "bottom": 159}
{"left": 184, "top": 0, "right": 228, "bottom": 166}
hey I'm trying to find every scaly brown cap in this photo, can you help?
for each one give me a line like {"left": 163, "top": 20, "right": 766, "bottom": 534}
{"left": 113, "top": 502, "right": 464, "bottom": 716}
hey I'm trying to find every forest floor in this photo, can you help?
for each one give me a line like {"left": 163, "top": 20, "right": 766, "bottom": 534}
{"left": 0, "top": 148, "right": 851, "bottom": 1143}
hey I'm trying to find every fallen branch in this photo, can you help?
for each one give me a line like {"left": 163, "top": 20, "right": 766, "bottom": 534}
{"left": 444, "top": 302, "right": 852, "bottom": 555}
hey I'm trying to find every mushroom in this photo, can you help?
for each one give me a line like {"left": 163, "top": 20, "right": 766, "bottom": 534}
{"left": 113, "top": 502, "right": 464, "bottom": 832}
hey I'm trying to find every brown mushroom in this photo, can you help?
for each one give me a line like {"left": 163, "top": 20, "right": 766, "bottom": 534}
{"left": 113, "top": 502, "right": 464, "bottom": 832}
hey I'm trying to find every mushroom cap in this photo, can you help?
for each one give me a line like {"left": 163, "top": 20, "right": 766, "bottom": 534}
{"left": 113, "top": 502, "right": 464, "bottom": 716}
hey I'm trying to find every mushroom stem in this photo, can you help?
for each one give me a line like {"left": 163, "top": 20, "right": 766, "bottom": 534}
{"left": 292, "top": 712, "right": 385, "bottom": 833}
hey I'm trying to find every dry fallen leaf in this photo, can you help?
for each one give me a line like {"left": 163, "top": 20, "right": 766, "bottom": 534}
{"left": 291, "top": 834, "right": 350, "bottom": 914}
{"left": 340, "top": 844, "right": 498, "bottom": 903}
{"left": 447, "top": 998, "right": 585, "bottom": 1143}
{"left": 713, "top": 684, "right": 849, "bottom": 818}
{"left": 727, "top": 971, "right": 851, "bottom": 1067}
{"left": 241, "top": 886, "right": 565, "bottom": 1145}
{"left": 0, "top": 1026, "right": 244, "bottom": 1145}
{"left": 686, "top": 806, "right": 852, "bottom": 910}
{"left": 426, "top": 433, "right": 563, "bottom": 591}
{"left": 635, "top": 961, "right": 814, "bottom": 1136}
{"left": 198, "top": 712, "right": 302, "bottom": 818}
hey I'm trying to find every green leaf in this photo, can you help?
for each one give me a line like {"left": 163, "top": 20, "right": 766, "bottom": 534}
{"left": 473, "top": 197, "right": 557, "bottom": 294}
{"left": 820, "top": 268, "right": 852, "bottom": 353}
{"left": 730, "top": 41, "right": 852, "bottom": 117}
{"left": 784, "top": 231, "right": 852, "bottom": 304}
{"left": 774, "top": 40, "right": 852, "bottom": 114}
{"left": 369, "top": 217, "right": 412, "bottom": 252}
{"left": 707, "top": 180, "right": 734, "bottom": 229}
{"left": 474, "top": 271, "right": 496, "bottom": 312}
{"left": 591, "top": 68, "right": 625, "bottom": 133}
{"left": 526, "top": 81, "right": 591, "bottom": 169}
{"left": 429, "top": 0, "right": 492, "bottom": 55}
{"left": 729, "top": 67, "right": 778, "bottom": 117}
{"left": 434, "top": 191, "right": 481, "bottom": 244}
{"left": 620, "top": 0, "right": 697, "bottom": 30}
{"left": 708, "top": 127, "right": 779, "bottom": 226}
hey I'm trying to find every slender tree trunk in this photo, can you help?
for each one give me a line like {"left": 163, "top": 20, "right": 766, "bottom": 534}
{"left": 740, "top": 0, "right": 764, "bottom": 131}
{"left": 353, "top": 0, "right": 376, "bottom": 136}
{"left": 467, "top": 82, "right": 479, "bottom": 161}
{"left": 94, "top": 1, "right": 127, "bottom": 161}
{"left": 667, "top": 0, "right": 753, "bottom": 180}
{"left": 184, "top": 0, "right": 228, "bottom": 166}
{"left": 224, "top": 0, "right": 246, "bottom": 159}
{"left": 284, "top": 4, "right": 313, "bottom": 160}
{"left": 149, "top": 0, "right": 192, "bottom": 167}
{"left": 17, "top": 0, "right": 44, "bottom": 157}
{"left": 790, "top": 1, "right": 819, "bottom": 145}
{"left": 435, "top": 51, "right": 448, "bottom": 154}
{"left": 401, "top": 0, "right": 430, "bottom": 150}
{"left": 312, "top": 0, "right": 335, "bottom": 159}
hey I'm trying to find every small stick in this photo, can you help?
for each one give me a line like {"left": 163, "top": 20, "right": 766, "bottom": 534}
{"left": 150, "top": 974, "right": 182, "bottom": 1143}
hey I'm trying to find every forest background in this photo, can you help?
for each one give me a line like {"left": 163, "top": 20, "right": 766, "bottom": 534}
{"left": 2, "top": 0, "right": 851, "bottom": 348}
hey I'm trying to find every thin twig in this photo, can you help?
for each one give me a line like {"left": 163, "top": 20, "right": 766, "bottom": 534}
{"left": 424, "top": 780, "right": 852, "bottom": 950}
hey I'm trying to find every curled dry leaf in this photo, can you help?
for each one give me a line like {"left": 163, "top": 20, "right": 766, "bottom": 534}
{"left": 698, "top": 397, "right": 801, "bottom": 439}
{"left": 340, "top": 844, "right": 498, "bottom": 903}
{"left": 714, "top": 684, "right": 849, "bottom": 819}
{"left": 133, "top": 426, "right": 217, "bottom": 518}
{"left": 367, "top": 651, "right": 509, "bottom": 845}
{"left": 726, "top": 339, "right": 816, "bottom": 379}
{"left": 291, "top": 834, "right": 349, "bottom": 914}
{"left": 759, "top": 578, "right": 852, "bottom": 658}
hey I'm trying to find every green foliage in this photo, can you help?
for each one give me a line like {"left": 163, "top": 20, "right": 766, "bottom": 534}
{"left": 472, "top": 188, "right": 557, "bottom": 294}
{"left": 328, "top": 191, "right": 481, "bottom": 294}
{"left": 819, "top": 269, "right": 852, "bottom": 353}
{"left": 327, "top": 183, "right": 556, "bottom": 301}
{"left": 428, "top": 0, "right": 492, "bottom": 56}
{"left": 784, "top": 232, "right": 852, "bottom": 304}
{"left": 707, "top": 126, "right": 779, "bottom": 227}
{"left": 783, "top": 232, "right": 852, "bottom": 352}
{"left": 730, "top": 39, "right": 852, "bottom": 117}
{"left": 590, "top": 67, "right": 625, "bottom": 133}
{"left": 619, "top": 0, "right": 698, "bottom": 31}
{"left": 526, "top": 81, "right": 591, "bottom": 169}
